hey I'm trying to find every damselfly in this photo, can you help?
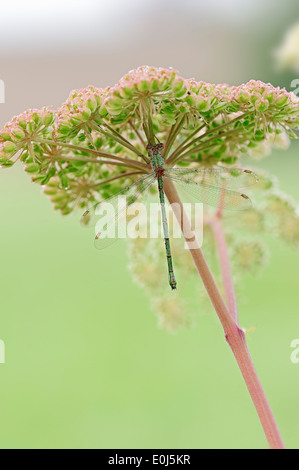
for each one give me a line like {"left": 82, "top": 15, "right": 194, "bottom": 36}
{"left": 82, "top": 142, "right": 257, "bottom": 290}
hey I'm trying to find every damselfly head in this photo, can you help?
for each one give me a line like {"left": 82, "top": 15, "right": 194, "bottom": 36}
{"left": 146, "top": 142, "right": 164, "bottom": 153}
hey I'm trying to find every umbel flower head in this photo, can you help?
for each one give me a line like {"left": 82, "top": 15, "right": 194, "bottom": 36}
{"left": 1, "top": 66, "right": 299, "bottom": 215}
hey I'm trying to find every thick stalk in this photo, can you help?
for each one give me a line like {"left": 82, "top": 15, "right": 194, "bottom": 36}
{"left": 163, "top": 178, "right": 285, "bottom": 449}
{"left": 210, "top": 216, "right": 239, "bottom": 323}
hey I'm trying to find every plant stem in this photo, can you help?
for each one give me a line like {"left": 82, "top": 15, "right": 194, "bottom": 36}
{"left": 128, "top": 120, "right": 147, "bottom": 149}
{"left": 33, "top": 138, "right": 148, "bottom": 171}
{"left": 167, "top": 111, "right": 251, "bottom": 163}
{"left": 90, "top": 170, "right": 144, "bottom": 188}
{"left": 96, "top": 122, "right": 150, "bottom": 163}
{"left": 209, "top": 216, "right": 239, "bottom": 323}
{"left": 147, "top": 107, "right": 155, "bottom": 144}
{"left": 33, "top": 138, "right": 123, "bottom": 159}
{"left": 169, "top": 128, "right": 251, "bottom": 164}
{"left": 163, "top": 116, "right": 186, "bottom": 159}
{"left": 163, "top": 178, "right": 285, "bottom": 449}
{"left": 46, "top": 154, "right": 147, "bottom": 172}
{"left": 166, "top": 123, "right": 206, "bottom": 162}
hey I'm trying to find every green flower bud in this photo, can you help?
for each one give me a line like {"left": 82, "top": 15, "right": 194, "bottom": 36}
{"left": 18, "top": 120, "right": 27, "bottom": 130}
{"left": 238, "top": 91, "right": 250, "bottom": 103}
{"left": 52, "top": 194, "right": 65, "bottom": 203}
{"left": 175, "top": 88, "right": 188, "bottom": 98}
{"left": 119, "top": 87, "right": 134, "bottom": 98}
{"left": 3, "top": 142, "right": 16, "bottom": 153}
{"left": 0, "top": 160, "right": 14, "bottom": 167}
{"left": 254, "top": 99, "right": 269, "bottom": 112}
{"left": 86, "top": 98, "right": 97, "bottom": 113}
{"left": 149, "top": 79, "right": 159, "bottom": 92}
{"left": 43, "top": 111, "right": 55, "bottom": 127}
{"left": 81, "top": 108, "right": 92, "bottom": 121}
{"left": 163, "top": 104, "right": 176, "bottom": 117}
{"left": 276, "top": 95, "right": 289, "bottom": 107}
{"left": 27, "top": 122, "right": 37, "bottom": 133}
{"left": 26, "top": 163, "right": 40, "bottom": 173}
{"left": 58, "top": 122, "right": 74, "bottom": 134}
{"left": 0, "top": 131, "right": 12, "bottom": 141}
{"left": 197, "top": 98, "right": 210, "bottom": 112}
{"left": 138, "top": 80, "right": 149, "bottom": 92}
{"left": 12, "top": 128, "right": 25, "bottom": 140}
{"left": 43, "top": 188, "right": 57, "bottom": 195}
{"left": 31, "top": 112, "right": 41, "bottom": 125}
{"left": 185, "top": 94, "right": 195, "bottom": 106}
{"left": 173, "top": 79, "right": 184, "bottom": 93}
{"left": 223, "top": 156, "right": 238, "bottom": 164}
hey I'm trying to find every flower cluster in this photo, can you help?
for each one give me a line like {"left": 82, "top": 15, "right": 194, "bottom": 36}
{"left": 0, "top": 66, "right": 298, "bottom": 217}
{"left": 55, "top": 86, "right": 109, "bottom": 138}
{"left": 1, "top": 66, "right": 299, "bottom": 328}
{"left": 0, "top": 107, "right": 54, "bottom": 167}
{"left": 229, "top": 80, "right": 299, "bottom": 136}
{"left": 106, "top": 66, "right": 230, "bottom": 127}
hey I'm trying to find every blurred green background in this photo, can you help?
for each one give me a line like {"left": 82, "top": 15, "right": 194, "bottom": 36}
{"left": 0, "top": 0, "right": 299, "bottom": 449}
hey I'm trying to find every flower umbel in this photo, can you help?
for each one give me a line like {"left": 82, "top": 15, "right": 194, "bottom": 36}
{"left": 1, "top": 66, "right": 298, "bottom": 216}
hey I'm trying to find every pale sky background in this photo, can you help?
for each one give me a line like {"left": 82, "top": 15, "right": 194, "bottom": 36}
{"left": 0, "top": 0, "right": 298, "bottom": 123}
{"left": 0, "top": 0, "right": 289, "bottom": 53}
{"left": 0, "top": 0, "right": 294, "bottom": 55}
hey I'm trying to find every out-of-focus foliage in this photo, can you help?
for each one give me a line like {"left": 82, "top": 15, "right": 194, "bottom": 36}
{"left": 128, "top": 170, "right": 299, "bottom": 330}
{"left": 275, "top": 22, "right": 299, "bottom": 73}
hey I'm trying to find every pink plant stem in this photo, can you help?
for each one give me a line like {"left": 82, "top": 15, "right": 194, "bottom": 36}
{"left": 210, "top": 217, "right": 239, "bottom": 323}
{"left": 163, "top": 178, "right": 285, "bottom": 449}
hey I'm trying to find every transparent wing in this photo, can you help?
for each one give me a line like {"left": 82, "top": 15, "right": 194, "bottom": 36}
{"left": 164, "top": 167, "right": 258, "bottom": 189}
{"left": 81, "top": 173, "right": 156, "bottom": 249}
{"left": 164, "top": 173, "right": 252, "bottom": 210}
